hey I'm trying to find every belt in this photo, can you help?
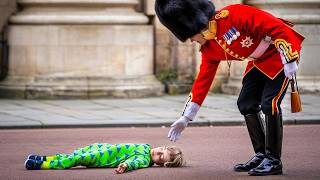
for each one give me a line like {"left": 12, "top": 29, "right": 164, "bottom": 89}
{"left": 246, "top": 36, "right": 273, "bottom": 61}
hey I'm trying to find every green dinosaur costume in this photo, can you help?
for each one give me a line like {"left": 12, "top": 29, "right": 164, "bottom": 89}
{"left": 41, "top": 143, "right": 153, "bottom": 171}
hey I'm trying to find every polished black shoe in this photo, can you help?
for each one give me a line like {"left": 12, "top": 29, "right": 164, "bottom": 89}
{"left": 248, "top": 155, "right": 283, "bottom": 176}
{"left": 234, "top": 152, "right": 265, "bottom": 172}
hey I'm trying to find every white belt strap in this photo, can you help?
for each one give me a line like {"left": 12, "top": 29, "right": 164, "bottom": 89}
{"left": 246, "top": 36, "right": 273, "bottom": 61}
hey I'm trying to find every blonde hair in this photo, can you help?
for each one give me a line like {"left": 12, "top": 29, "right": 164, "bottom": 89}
{"left": 163, "top": 146, "right": 185, "bottom": 167}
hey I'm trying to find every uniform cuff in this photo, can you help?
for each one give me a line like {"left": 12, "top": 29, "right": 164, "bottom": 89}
{"left": 275, "top": 39, "right": 299, "bottom": 64}
{"left": 280, "top": 52, "right": 297, "bottom": 64}
{"left": 182, "top": 102, "right": 200, "bottom": 121}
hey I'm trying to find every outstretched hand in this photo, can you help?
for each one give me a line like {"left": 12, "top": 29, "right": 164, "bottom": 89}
{"left": 115, "top": 163, "right": 128, "bottom": 174}
{"left": 168, "top": 116, "right": 190, "bottom": 142}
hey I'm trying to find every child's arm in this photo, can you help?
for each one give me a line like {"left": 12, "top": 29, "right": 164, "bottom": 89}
{"left": 115, "top": 155, "right": 151, "bottom": 174}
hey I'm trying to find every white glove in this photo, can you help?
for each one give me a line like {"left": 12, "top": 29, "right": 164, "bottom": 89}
{"left": 167, "top": 102, "right": 200, "bottom": 142}
{"left": 168, "top": 116, "right": 190, "bottom": 142}
{"left": 284, "top": 61, "right": 298, "bottom": 79}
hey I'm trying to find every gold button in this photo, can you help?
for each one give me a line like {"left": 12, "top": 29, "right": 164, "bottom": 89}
{"left": 230, "top": 51, "right": 234, "bottom": 55}
{"left": 214, "top": 37, "right": 218, "bottom": 40}
{"left": 218, "top": 40, "right": 222, "bottom": 44}
{"left": 235, "top": 54, "right": 239, "bottom": 58}
{"left": 222, "top": 44, "right": 226, "bottom": 49}
{"left": 226, "top": 48, "right": 230, "bottom": 52}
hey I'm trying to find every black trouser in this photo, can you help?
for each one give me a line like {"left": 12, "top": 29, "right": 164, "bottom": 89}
{"left": 237, "top": 68, "right": 289, "bottom": 116}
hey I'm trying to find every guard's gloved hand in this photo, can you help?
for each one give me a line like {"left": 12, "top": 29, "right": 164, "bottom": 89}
{"left": 168, "top": 102, "right": 200, "bottom": 142}
{"left": 168, "top": 116, "right": 190, "bottom": 142}
{"left": 284, "top": 61, "right": 298, "bottom": 79}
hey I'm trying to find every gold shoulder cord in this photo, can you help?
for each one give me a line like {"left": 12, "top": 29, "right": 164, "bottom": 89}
{"left": 225, "top": 46, "right": 231, "bottom": 78}
{"left": 221, "top": 42, "right": 231, "bottom": 78}
{"left": 216, "top": 10, "right": 231, "bottom": 77}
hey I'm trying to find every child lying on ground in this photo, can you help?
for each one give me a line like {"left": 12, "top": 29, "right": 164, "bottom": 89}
{"left": 25, "top": 143, "right": 184, "bottom": 173}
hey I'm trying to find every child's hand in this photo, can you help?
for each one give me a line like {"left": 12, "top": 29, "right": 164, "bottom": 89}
{"left": 115, "top": 163, "right": 128, "bottom": 174}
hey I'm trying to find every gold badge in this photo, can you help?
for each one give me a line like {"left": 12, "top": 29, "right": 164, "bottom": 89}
{"left": 215, "top": 10, "right": 229, "bottom": 19}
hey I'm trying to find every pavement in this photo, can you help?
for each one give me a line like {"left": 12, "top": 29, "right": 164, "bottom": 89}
{"left": 1, "top": 126, "right": 320, "bottom": 179}
{"left": 0, "top": 93, "right": 320, "bottom": 129}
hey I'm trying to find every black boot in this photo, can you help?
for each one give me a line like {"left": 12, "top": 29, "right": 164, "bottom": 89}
{"left": 249, "top": 114, "right": 283, "bottom": 176}
{"left": 234, "top": 113, "right": 265, "bottom": 172}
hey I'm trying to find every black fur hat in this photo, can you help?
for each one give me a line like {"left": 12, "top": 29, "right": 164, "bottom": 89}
{"left": 155, "top": 0, "right": 215, "bottom": 42}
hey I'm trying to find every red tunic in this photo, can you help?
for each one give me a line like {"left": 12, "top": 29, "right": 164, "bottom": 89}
{"left": 191, "top": 4, "right": 304, "bottom": 106}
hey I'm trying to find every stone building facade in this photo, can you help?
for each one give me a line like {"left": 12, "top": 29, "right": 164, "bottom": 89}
{"left": 0, "top": 0, "right": 164, "bottom": 99}
{"left": 0, "top": 0, "right": 319, "bottom": 99}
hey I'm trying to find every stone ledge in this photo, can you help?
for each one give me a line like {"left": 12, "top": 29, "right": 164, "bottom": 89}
{"left": 0, "top": 75, "right": 164, "bottom": 99}
{"left": 10, "top": 14, "right": 149, "bottom": 25}
{"left": 11, "top": 0, "right": 149, "bottom": 25}
{"left": 18, "top": 0, "right": 140, "bottom": 5}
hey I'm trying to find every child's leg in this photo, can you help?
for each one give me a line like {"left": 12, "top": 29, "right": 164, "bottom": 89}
{"left": 41, "top": 144, "right": 101, "bottom": 169}
{"left": 43, "top": 143, "right": 96, "bottom": 162}
{"left": 41, "top": 155, "right": 76, "bottom": 169}
{"left": 41, "top": 151, "right": 102, "bottom": 169}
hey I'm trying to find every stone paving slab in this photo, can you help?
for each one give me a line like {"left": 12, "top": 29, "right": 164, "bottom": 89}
{"left": 0, "top": 94, "right": 319, "bottom": 128}
{"left": 43, "top": 100, "right": 114, "bottom": 110}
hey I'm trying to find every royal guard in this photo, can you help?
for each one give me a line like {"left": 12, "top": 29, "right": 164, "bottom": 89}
{"left": 155, "top": 0, "right": 304, "bottom": 176}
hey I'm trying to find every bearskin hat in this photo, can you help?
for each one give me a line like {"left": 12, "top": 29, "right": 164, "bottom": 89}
{"left": 155, "top": 0, "right": 215, "bottom": 42}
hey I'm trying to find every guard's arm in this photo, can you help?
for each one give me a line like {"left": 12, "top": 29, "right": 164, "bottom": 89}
{"left": 183, "top": 59, "right": 220, "bottom": 120}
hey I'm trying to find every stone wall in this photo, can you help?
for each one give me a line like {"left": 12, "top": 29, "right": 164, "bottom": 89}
{"left": 0, "top": 0, "right": 164, "bottom": 99}
{"left": 0, "top": 0, "right": 249, "bottom": 98}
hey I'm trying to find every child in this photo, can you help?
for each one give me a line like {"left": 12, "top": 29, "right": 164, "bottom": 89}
{"left": 25, "top": 143, "right": 184, "bottom": 173}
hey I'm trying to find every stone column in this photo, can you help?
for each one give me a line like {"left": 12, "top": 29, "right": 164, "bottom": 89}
{"left": 0, "top": 0, "right": 16, "bottom": 80}
{"left": 0, "top": 0, "right": 164, "bottom": 99}
{"left": 223, "top": 0, "right": 320, "bottom": 94}
{"left": 0, "top": 0, "right": 16, "bottom": 29}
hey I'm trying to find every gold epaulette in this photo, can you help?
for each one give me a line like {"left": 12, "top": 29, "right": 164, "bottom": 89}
{"left": 215, "top": 10, "right": 229, "bottom": 20}
{"left": 201, "top": 20, "right": 217, "bottom": 40}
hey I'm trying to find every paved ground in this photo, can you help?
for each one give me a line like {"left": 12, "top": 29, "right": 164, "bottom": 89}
{"left": 1, "top": 94, "right": 320, "bottom": 128}
{"left": 1, "top": 125, "right": 320, "bottom": 180}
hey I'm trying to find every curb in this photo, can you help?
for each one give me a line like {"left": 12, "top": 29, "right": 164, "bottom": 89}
{"left": 1, "top": 119, "right": 319, "bottom": 129}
